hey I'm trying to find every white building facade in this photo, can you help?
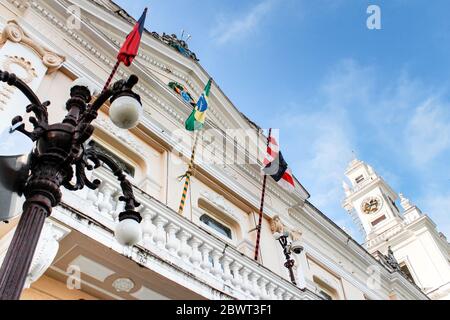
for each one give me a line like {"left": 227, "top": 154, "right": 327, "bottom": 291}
{"left": 0, "top": 0, "right": 428, "bottom": 300}
{"left": 343, "top": 159, "right": 450, "bottom": 300}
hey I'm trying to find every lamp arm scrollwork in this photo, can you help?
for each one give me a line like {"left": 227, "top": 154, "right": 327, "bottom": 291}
{"left": 0, "top": 70, "right": 42, "bottom": 106}
{"left": 84, "top": 141, "right": 141, "bottom": 212}
{"left": 0, "top": 69, "right": 141, "bottom": 215}
{"left": 0, "top": 70, "right": 49, "bottom": 141}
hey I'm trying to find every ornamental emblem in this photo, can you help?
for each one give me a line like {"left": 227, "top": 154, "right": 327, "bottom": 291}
{"left": 3, "top": 55, "right": 37, "bottom": 84}
{"left": 168, "top": 82, "right": 196, "bottom": 106}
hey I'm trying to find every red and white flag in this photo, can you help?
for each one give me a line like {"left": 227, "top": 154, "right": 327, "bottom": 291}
{"left": 263, "top": 136, "right": 295, "bottom": 192}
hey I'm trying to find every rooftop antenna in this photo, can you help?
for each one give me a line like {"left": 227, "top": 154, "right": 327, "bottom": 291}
{"left": 180, "top": 29, "right": 185, "bottom": 39}
{"left": 185, "top": 34, "right": 192, "bottom": 42}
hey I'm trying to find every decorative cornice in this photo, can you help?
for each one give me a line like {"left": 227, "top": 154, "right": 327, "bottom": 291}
{"left": 6, "top": 0, "right": 30, "bottom": 10}
{"left": 0, "top": 20, "right": 65, "bottom": 73}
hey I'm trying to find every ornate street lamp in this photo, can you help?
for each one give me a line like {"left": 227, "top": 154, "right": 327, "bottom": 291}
{"left": 0, "top": 70, "right": 143, "bottom": 300}
{"left": 274, "top": 231, "right": 304, "bottom": 286}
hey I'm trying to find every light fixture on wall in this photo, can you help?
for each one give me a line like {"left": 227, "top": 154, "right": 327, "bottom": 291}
{"left": 274, "top": 231, "right": 304, "bottom": 286}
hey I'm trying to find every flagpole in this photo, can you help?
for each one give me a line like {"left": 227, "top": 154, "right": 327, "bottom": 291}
{"left": 254, "top": 128, "right": 272, "bottom": 261}
{"left": 178, "top": 131, "right": 201, "bottom": 215}
{"left": 101, "top": 60, "right": 121, "bottom": 93}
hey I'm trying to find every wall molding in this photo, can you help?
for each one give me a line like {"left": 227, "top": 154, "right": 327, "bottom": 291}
{"left": 0, "top": 20, "right": 65, "bottom": 73}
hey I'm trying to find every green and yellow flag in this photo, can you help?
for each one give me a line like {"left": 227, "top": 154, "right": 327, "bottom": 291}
{"left": 185, "top": 79, "right": 212, "bottom": 131}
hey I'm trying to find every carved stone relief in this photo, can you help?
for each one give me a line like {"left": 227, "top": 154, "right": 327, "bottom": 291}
{"left": 270, "top": 215, "right": 302, "bottom": 241}
{"left": 2, "top": 55, "right": 37, "bottom": 83}
{"left": 0, "top": 20, "right": 65, "bottom": 73}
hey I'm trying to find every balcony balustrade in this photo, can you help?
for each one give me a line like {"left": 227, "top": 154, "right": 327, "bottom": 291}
{"left": 60, "top": 167, "right": 319, "bottom": 300}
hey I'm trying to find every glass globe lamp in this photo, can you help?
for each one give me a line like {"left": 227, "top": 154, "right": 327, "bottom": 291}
{"left": 109, "top": 93, "right": 142, "bottom": 129}
{"left": 115, "top": 208, "right": 143, "bottom": 246}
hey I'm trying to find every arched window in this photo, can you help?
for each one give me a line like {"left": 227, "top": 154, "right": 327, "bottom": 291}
{"left": 200, "top": 214, "right": 232, "bottom": 240}
{"left": 93, "top": 141, "right": 135, "bottom": 177}
{"left": 313, "top": 276, "right": 340, "bottom": 300}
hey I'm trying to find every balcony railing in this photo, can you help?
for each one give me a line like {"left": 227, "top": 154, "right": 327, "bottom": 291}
{"left": 60, "top": 168, "right": 319, "bottom": 300}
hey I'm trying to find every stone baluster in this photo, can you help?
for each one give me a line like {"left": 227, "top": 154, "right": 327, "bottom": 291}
{"left": 210, "top": 249, "right": 223, "bottom": 277}
{"left": 266, "top": 282, "right": 277, "bottom": 300}
{"left": 152, "top": 215, "right": 168, "bottom": 248}
{"left": 165, "top": 223, "right": 180, "bottom": 255}
{"left": 141, "top": 208, "right": 156, "bottom": 247}
{"left": 249, "top": 273, "right": 261, "bottom": 299}
{"left": 258, "top": 278, "right": 270, "bottom": 300}
{"left": 241, "top": 268, "right": 252, "bottom": 295}
{"left": 230, "top": 261, "right": 243, "bottom": 290}
{"left": 177, "top": 230, "right": 192, "bottom": 261}
{"left": 188, "top": 237, "right": 203, "bottom": 267}
{"left": 97, "top": 182, "right": 115, "bottom": 216}
{"left": 221, "top": 256, "right": 234, "bottom": 283}
{"left": 283, "top": 292, "right": 294, "bottom": 300}
{"left": 111, "top": 191, "right": 124, "bottom": 222}
{"left": 275, "top": 287, "right": 285, "bottom": 300}
{"left": 86, "top": 187, "right": 99, "bottom": 209}
{"left": 199, "top": 243, "right": 213, "bottom": 272}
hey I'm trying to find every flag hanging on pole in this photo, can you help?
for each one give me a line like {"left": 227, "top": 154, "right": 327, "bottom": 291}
{"left": 102, "top": 7, "right": 147, "bottom": 93}
{"left": 262, "top": 136, "right": 295, "bottom": 192}
{"left": 117, "top": 8, "right": 148, "bottom": 67}
{"left": 178, "top": 79, "right": 213, "bottom": 215}
{"left": 185, "top": 79, "right": 212, "bottom": 131}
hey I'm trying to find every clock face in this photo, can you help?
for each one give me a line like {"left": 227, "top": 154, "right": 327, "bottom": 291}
{"left": 361, "top": 197, "right": 382, "bottom": 214}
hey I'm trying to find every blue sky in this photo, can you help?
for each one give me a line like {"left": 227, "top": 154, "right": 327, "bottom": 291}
{"left": 115, "top": 0, "right": 450, "bottom": 242}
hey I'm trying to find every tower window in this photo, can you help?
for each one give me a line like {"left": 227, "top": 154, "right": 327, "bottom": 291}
{"left": 200, "top": 214, "right": 232, "bottom": 239}
{"left": 355, "top": 175, "right": 364, "bottom": 184}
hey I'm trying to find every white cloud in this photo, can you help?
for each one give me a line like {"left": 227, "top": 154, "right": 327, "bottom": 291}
{"left": 211, "top": 0, "right": 275, "bottom": 45}
{"left": 405, "top": 97, "right": 450, "bottom": 165}
{"left": 420, "top": 191, "right": 450, "bottom": 238}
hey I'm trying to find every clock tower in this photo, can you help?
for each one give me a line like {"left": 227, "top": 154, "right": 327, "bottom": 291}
{"left": 342, "top": 158, "right": 450, "bottom": 300}
{"left": 342, "top": 158, "right": 403, "bottom": 241}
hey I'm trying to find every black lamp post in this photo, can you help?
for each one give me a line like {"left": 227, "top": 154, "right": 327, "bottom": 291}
{"left": 0, "top": 70, "right": 143, "bottom": 300}
{"left": 275, "top": 232, "right": 304, "bottom": 286}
